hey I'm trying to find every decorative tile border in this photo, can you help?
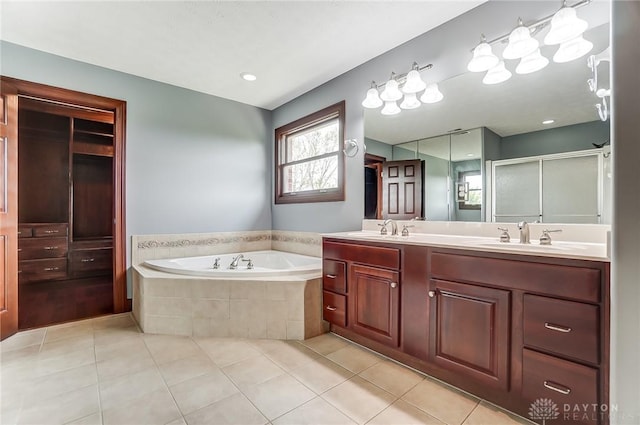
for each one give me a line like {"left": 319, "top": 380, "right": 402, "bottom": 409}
{"left": 137, "top": 233, "right": 271, "bottom": 249}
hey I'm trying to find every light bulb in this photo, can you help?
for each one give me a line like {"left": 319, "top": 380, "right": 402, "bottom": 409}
{"left": 381, "top": 101, "right": 401, "bottom": 115}
{"left": 503, "top": 20, "right": 539, "bottom": 60}
{"left": 553, "top": 35, "right": 593, "bottom": 63}
{"left": 483, "top": 61, "right": 512, "bottom": 85}
{"left": 361, "top": 87, "right": 383, "bottom": 108}
{"left": 420, "top": 83, "right": 443, "bottom": 104}
{"left": 380, "top": 77, "right": 402, "bottom": 102}
{"left": 400, "top": 93, "right": 421, "bottom": 110}
{"left": 468, "top": 40, "right": 500, "bottom": 73}
{"left": 515, "top": 49, "right": 549, "bottom": 74}
{"left": 544, "top": 6, "right": 588, "bottom": 45}
{"left": 402, "top": 69, "right": 426, "bottom": 94}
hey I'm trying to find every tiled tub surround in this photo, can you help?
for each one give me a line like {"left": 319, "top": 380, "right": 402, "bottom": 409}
{"left": 132, "top": 231, "right": 325, "bottom": 339}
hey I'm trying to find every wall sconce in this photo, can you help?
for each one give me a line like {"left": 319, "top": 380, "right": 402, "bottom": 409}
{"left": 588, "top": 46, "right": 611, "bottom": 121}
{"left": 468, "top": 0, "right": 593, "bottom": 85}
{"left": 361, "top": 62, "right": 442, "bottom": 115}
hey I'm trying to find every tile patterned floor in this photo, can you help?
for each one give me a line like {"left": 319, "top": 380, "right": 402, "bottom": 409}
{"left": 0, "top": 314, "right": 533, "bottom": 425}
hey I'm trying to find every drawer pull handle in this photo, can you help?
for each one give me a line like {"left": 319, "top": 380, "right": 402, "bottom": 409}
{"left": 17, "top": 231, "right": 22, "bottom": 235}
{"left": 43, "top": 246, "right": 59, "bottom": 250}
{"left": 17, "top": 248, "right": 22, "bottom": 252}
{"left": 543, "top": 380, "right": 571, "bottom": 395}
{"left": 544, "top": 322, "right": 572, "bottom": 333}
{"left": 390, "top": 282, "right": 398, "bottom": 288}
{"left": 81, "top": 258, "right": 95, "bottom": 263}
{"left": 44, "top": 267, "right": 60, "bottom": 272}
{"left": 325, "top": 305, "right": 337, "bottom": 311}
{"left": 428, "top": 290, "right": 436, "bottom": 298}
{"left": 325, "top": 274, "right": 337, "bottom": 279}
{"left": 44, "top": 230, "right": 59, "bottom": 234}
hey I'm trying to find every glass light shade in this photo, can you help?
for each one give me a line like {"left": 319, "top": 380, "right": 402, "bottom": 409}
{"left": 483, "top": 61, "right": 512, "bottom": 85}
{"left": 467, "top": 42, "right": 500, "bottom": 72}
{"left": 361, "top": 87, "right": 383, "bottom": 108}
{"left": 544, "top": 7, "right": 588, "bottom": 45}
{"left": 515, "top": 49, "right": 549, "bottom": 74}
{"left": 420, "top": 83, "right": 443, "bottom": 104}
{"left": 553, "top": 35, "right": 593, "bottom": 63}
{"left": 402, "top": 70, "right": 426, "bottom": 94}
{"left": 503, "top": 24, "right": 539, "bottom": 60}
{"left": 380, "top": 79, "right": 402, "bottom": 102}
{"left": 381, "top": 101, "right": 401, "bottom": 115}
{"left": 400, "top": 93, "right": 421, "bottom": 110}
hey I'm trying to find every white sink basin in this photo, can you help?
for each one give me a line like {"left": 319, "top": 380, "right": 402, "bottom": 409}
{"left": 463, "top": 240, "right": 587, "bottom": 252}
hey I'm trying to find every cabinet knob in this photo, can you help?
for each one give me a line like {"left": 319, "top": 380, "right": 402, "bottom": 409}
{"left": 428, "top": 290, "right": 436, "bottom": 298}
{"left": 390, "top": 282, "right": 397, "bottom": 288}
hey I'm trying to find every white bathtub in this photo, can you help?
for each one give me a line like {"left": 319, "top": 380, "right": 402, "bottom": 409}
{"left": 144, "top": 250, "right": 321, "bottom": 278}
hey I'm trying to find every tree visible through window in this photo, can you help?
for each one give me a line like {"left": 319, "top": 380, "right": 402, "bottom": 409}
{"left": 275, "top": 101, "right": 345, "bottom": 204}
{"left": 458, "top": 170, "right": 482, "bottom": 210}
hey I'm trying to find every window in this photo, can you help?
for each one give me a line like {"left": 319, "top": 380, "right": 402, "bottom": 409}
{"left": 275, "top": 101, "right": 345, "bottom": 204}
{"left": 457, "top": 170, "right": 482, "bottom": 210}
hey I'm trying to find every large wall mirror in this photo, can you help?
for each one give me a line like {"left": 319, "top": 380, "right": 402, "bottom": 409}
{"left": 363, "top": 2, "right": 611, "bottom": 224}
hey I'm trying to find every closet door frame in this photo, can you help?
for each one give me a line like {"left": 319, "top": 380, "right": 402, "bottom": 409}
{"left": 2, "top": 76, "right": 128, "bottom": 313}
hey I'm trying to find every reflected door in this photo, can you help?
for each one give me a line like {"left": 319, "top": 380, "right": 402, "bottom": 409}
{"left": 382, "top": 160, "right": 423, "bottom": 220}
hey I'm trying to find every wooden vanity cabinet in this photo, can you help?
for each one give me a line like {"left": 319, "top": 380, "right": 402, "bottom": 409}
{"left": 322, "top": 237, "right": 610, "bottom": 425}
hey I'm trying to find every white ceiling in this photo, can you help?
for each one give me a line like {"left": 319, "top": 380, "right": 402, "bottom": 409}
{"left": 0, "top": 1, "right": 485, "bottom": 110}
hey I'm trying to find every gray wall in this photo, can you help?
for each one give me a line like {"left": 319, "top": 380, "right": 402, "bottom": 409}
{"left": 611, "top": 1, "right": 640, "bottom": 423}
{"left": 0, "top": 41, "right": 273, "bottom": 269}
{"left": 364, "top": 137, "right": 392, "bottom": 160}
{"left": 500, "top": 120, "right": 610, "bottom": 160}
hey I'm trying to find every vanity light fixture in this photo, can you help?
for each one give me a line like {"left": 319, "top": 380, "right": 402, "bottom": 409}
{"left": 503, "top": 18, "right": 539, "bottom": 60}
{"left": 468, "top": 35, "right": 500, "bottom": 72}
{"left": 516, "top": 48, "right": 549, "bottom": 74}
{"left": 482, "top": 61, "right": 512, "bottom": 85}
{"left": 553, "top": 34, "right": 593, "bottom": 63}
{"left": 544, "top": 2, "right": 589, "bottom": 46}
{"left": 361, "top": 62, "right": 442, "bottom": 116}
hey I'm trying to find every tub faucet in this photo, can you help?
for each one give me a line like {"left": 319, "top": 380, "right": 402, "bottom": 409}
{"left": 229, "top": 254, "right": 244, "bottom": 270}
{"left": 517, "top": 221, "right": 530, "bottom": 244}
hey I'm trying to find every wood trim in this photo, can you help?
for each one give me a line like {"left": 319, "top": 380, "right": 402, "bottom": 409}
{"left": 2, "top": 76, "right": 128, "bottom": 314}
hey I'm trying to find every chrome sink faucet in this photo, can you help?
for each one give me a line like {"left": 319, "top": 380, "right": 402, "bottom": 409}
{"left": 379, "top": 219, "right": 398, "bottom": 236}
{"left": 517, "top": 221, "right": 530, "bottom": 244}
{"left": 229, "top": 254, "right": 244, "bottom": 269}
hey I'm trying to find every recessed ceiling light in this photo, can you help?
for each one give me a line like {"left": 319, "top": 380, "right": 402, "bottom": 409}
{"left": 240, "top": 72, "right": 257, "bottom": 82}
{"left": 466, "top": 153, "right": 475, "bottom": 157}
{"left": 542, "top": 119, "right": 555, "bottom": 124}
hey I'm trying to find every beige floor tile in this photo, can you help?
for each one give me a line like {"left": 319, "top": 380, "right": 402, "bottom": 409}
{"left": 243, "top": 373, "right": 316, "bottom": 420}
{"left": 359, "top": 360, "right": 424, "bottom": 397}
{"left": 289, "top": 356, "right": 354, "bottom": 394}
{"left": 222, "top": 354, "right": 286, "bottom": 390}
{"left": 322, "top": 376, "right": 396, "bottom": 425}
{"left": 40, "top": 334, "right": 95, "bottom": 358}
{"left": 166, "top": 417, "right": 188, "bottom": 425}
{"left": 19, "top": 384, "right": 99, "bottom": 425}
{"left": 0, "top": 345, "right": 41, "bottom": 367}
{"left": 96, "top": 351, "right": 156, "bottom": 381}
{"left": 92, "top": 313, "right": 137, "bottom": 330}
{"left": 99, "top": 366, "right": 166, "bottom": 411}
{"left": 184, "top": 393, "right": 268, "bottom": 425}
{"left": 43, "top": 321, "right": 93, "bottom": 344}
{"left": 24, "top": 363, "right": 97, "bottom": 404}
{"left": 272, "top": 396, "right": 356, "bottom": 425}
{"left": 93, "top": 326, "right": 142, "bottom": 348}
{"left": 368, "top": 399, "right": 445, "bottom": 425}
{"left": 195, "top": 338, "right": 262, "bottom": 367}
{"left": 402, "top": 378, "right": 479, "bottom": 425}
{"left": 1, "top": 407, "right": 21, "bottom": 425}
{"left": 247, "top": 338, "right": 290, "bottom": 354}
{"left": 170, "top": 369, "right": 240, "bottom": 415}
{"left": 463, "top": 401, "right": 534, "bottom": 425}
{"left": 1, "top": 329, "right": 45, "bottom": 353}
{"left": 263, "top": 342, "right": 321, "bottom": 371}
{"left": 159, "top": 353, "right": 218, "bottom": 387}
{"left": 144, "top": 334, "right": 203, "bottom": 365}
{"left": 33, "top": 347, "right": 95, "bottom": 378}
{"left": 102, "top": 387, "right": 182, "bottom": 425}
{"left": 325, "top": 345, "right": 382, "bottom": 374}
{"left": 94, "top": 335, "right": 149, "bottom": 362}
{"left": 65, "top": 412, "right": 102, "bottom": 425}
{"left": 300, "top": 333, "right": 349, "bottom": 356}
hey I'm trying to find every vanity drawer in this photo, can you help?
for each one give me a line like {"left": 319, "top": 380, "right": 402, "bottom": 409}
{"left": 70, "top": 248, "right": 112, "bottom": 277}
{"left": 32, "top": 223, "right": 68, "bottom": 238}
{"left": 323, "top": 259, "right": 346, "bottom": 293}
{"left": 18, "top": 237, "right": 68, "bottom": 260}
{"left": 323, "top": 290, "right": 346, "bottom": 327}
{"left": 524, "top": 294, "right": 599, "bottom": 364}
{"left": 18, "top": 258, "right": 68, "bottom": 283}
{"left": 522, "top": 349, "right": 599, "bottom": 424}
{"left": 323, "top": 240, "right": 400, "bottom": 270}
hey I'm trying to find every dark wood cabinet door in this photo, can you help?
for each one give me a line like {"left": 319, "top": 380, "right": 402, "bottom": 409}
{"left": 349, "top": 264, "right": 400, "bottom": 347}
{"left": 382, "top": 160, "right": 423, "bottom": 220}
{"left": 429, "top": 279, "right": 510, "bottom": 391}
